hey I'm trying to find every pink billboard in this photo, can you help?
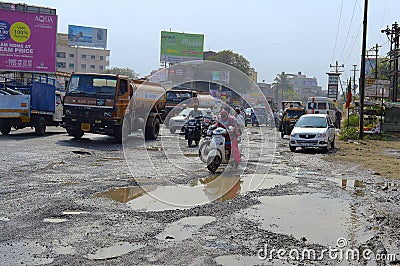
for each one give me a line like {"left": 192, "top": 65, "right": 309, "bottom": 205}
{"left": 0, "top": 9, "right": 57, "bottom": 73}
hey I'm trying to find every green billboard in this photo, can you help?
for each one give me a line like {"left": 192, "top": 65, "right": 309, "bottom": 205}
{"left": 160, "top": 31, "right": 204, "bottom": 63}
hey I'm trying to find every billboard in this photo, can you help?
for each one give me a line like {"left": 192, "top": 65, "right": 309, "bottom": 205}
{"left": 0, "top": 9, "right": 57, "bottom": 73}
{"left": 327, "top": 73, "right": 340, "bottom": 100}
{"left": 68, "top": 25, "right": 107, "bottom": 48}
{"left": 160, "top": 31, "right": 204, "bottom": 63}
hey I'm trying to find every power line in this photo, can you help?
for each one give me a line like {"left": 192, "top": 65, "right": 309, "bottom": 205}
{"left": 331, "top": 0, "right": 344, "bottom": 63}
{"left": 339, "top": 0, "right": 358, "bottom": 60}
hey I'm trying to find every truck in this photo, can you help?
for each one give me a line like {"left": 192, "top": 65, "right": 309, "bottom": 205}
{"left": 0, "top": 75, "right": 63, "bottom": 136}
{"left": 62, "top": 73, "right": 166, "bottom": 142}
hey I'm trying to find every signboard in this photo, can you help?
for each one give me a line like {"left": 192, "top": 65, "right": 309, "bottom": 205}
{"left": 365, "top": 79, "right": 390, "bottom": 98}
{"left": 68, "top": 25, "right": 107, "bottom": 48}
{"left": 0, "top": 9, "right": 57, "bottom": 73}
{"left": 327, "top": 73, "right": 340, "bottom": 100}
{"left": 212, "top": 71, "right": 230, "bottom": 84}
{"left": 160, "top": 31, "right": 204, "bottom": 63}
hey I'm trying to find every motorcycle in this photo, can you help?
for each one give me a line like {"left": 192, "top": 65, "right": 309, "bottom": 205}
{"left": 206, "top": 126, "right": 241, "bottom": 173}
{"left": 182, "top": 116, "right": 202, "bottom": 147}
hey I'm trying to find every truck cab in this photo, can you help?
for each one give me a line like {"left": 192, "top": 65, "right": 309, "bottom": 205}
{"left": 62, "top": 73, "right": 165, "bottom": 142}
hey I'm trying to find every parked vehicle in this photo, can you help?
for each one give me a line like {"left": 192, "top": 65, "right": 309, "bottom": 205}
{"left": 62, "top": 73, "right": 166, "bottom": 142}
{"left": 305, "top": 97, "right": 337, "bottom": 126}
{"left": 289, "top": 114, "right": 336, "bottom": 152}
{"left": 168, "top": 108, "right": 207, "bottom": 133}
{"left": 279, "top": 103, "right": 305, "bottom": 138}
{"left": 206, "top": 126, "right": 242, "bottom": 173}
{"left": 182, "top": 116, "right": 202, "bottom": 147}
{"left": 0, "top": 75, "right": 63, "bottom": 136}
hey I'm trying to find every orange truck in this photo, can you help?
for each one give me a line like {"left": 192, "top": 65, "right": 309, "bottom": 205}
{"left": 62, "top": 73, "right": 166, "bottom": 142}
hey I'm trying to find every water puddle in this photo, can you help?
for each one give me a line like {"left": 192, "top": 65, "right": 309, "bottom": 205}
{"left": 97, "top": 173, "right": 294, "bottom": 211}
{"left": 85, "top": 242, "right": 144, "bottom": 260}
{"left": 62, "top": 210, "right": 89, "bottom": 215}
{"left": 215, "top": 255, "right": 288, "bottom": 265}
{"left": 327, "top": 178, "right": 366, "bottom": 189}
{"left": 156, "top": 216, "right": 216, "bottom": 241}
{"left": 43, "top": 217, "right": 68, "bottom": 223}
{"left": 0, "top": 241, "right": 54, "bottom": 265}
{"left": 243, "top": 193, "right": 372, "bottom": 246}
{"left": 53, "top": 245, "right": 75, "bottom": 255}
{"left": 183, "top": 153, "right": 199, "bottom": 157}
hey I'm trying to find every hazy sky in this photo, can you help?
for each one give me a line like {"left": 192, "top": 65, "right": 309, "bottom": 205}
{"left": 11, "top": 0, "right": 400, "bottom": 89}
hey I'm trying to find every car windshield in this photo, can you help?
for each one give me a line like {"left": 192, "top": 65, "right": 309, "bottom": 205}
{"left": 296, "top": 116, "right": 327, "bottom": 128}
{"left": 67, "top": 74, "right": 117, "bottom": 97}
{"left": 178, "top": 108, "right": 193, "bottom": 117}
{"left": 166, "top": 91, "right": 192, "bottom": 103}
{"left": 286, "top": 109, "right": 304, "bottom": 119}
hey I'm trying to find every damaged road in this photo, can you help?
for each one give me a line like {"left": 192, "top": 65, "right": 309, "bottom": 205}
{"left": 0, "top": 126, "right": 399, "bottom": 265}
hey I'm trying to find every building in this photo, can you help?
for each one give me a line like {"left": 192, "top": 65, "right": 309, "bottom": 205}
{"left": 288, "top": 72, "right": 324, "bottom": 102}
{"left": 56, "top": 33, "right": 110, "bottom": 74}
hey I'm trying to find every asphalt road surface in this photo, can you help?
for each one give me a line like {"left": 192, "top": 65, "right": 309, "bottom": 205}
{"left": 0, "top": 125, "right": 399, "bottom": 265}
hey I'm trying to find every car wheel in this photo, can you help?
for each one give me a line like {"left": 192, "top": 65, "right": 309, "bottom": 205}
{"left": 289, "top": 145, "right": 296, "bottom": 152}
{"left": 169, "top": 127, "right": 176, "bottom": 134}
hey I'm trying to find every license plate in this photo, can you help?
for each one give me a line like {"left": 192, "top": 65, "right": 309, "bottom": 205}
{"left": 302, "top": 143, "right": 313, "bottom": 147}
{"left": 81, "top": 123, "right": 91, "bottom": 132}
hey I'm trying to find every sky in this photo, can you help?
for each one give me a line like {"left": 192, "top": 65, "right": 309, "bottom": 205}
{"left": 9, "top": 0, "right": 400, "bottom": 89}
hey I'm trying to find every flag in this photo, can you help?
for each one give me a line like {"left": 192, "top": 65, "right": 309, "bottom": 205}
{"left": 345, "top": 79, "right": 352, "bottom": 108}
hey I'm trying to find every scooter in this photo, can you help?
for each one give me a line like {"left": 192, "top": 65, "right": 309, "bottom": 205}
{"left": 182, "top": 116, "right": 202, "bottom": 147}
{"left": 206, "top": 126, "right": 241, "bottom": 173}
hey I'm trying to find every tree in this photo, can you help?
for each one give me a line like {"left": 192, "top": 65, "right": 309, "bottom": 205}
{"left": 207, "top": 50, "right": 251, "bottom": 76}
{"left": 272, "top": 72, "right": 296, "bottom": 108}
{"left": 102, "top": 67, "right": 139, "bottom": 79}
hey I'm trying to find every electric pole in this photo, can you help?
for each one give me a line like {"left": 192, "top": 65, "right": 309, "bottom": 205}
{"left": 359, "top": 0, "right": 368, "bottom": 139}
{"left": 351, "top": 64, "right": 359, "bottom": 97}
{"left": 330, "top": 61, "right": 345, "bottom": 74}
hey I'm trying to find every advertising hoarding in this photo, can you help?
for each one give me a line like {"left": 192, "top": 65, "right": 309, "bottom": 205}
{"left": 160, "top": 31, "right": 204, "bottom": 63}
{"left": 0, "top": 9, "right": 57, "bottom": 73}
{"left": 327, "top": 73, "right": 340, "bottom": 100}
{"left": 68, "top": 25, "right": 107, "bottom": 48}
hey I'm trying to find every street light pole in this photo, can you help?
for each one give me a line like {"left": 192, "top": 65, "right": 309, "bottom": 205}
{"left": 359, "top": 0, "right": 368, "bottom": 139}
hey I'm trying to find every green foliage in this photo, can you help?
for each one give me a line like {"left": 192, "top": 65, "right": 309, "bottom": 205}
{"left": 339, "top": 127, "right": 359, "bottom": 140}
{"left": 364, "top": 132, "right": 390, "bottom": 141}
{"left": 208, "top": 50, "right": 251, "bottom": 76}
{"left": 102, "top": 67, "right": 139, "bottom": 79}
{"left": 343, "top": 115, "right": 359, "bottom": 127}
{"left": 272, "top": 72, "right": 296, "bottom": 103}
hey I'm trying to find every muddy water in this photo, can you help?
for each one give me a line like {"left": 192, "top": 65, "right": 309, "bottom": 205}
{"left": 85, "top": 242, "right": 144, "bottom": 260}
{"left": 156, "top": 216, "right": 216, "bottom": 241}
{"left": 242, "top": 193, "right": 373, "bottom": 247}
{"left": 96, "top": 173, "right": 296, "bottom": 211}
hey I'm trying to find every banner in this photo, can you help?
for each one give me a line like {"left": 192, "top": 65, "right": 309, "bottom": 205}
{"left": 0, "top": 9, "right": 57, "bottom": 73}
{"left": 160, "top": 31, "right": 204, "bottom": 63}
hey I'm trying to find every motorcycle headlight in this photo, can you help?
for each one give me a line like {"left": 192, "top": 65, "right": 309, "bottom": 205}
{"left": 104, "top": 112, "right": 112, "bottom": 117}
{"left": 65, "top": 109, "right": 72, "bottom": 115}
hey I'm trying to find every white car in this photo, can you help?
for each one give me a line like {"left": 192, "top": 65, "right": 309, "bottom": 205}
{"left": 289, "top": 114, "right": 335, "bottom": 152}
{"left": 168, "top": 108, "right": 207, "bottom": 133}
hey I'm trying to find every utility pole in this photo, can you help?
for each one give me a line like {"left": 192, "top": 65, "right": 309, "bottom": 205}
{"left": 330, "top": 61, "right": 345, "bottom": 74}
{"left": 351, "top": 65, "right": 359, "bottom": 97}
{"left": 359, "top": 0, "right": 368, "bottom": 139}
{"left": 369, "top": 44, "right": 381, "bottom": 99}
{"left": 382, "top": 22, "right": 400, "bottom": 102}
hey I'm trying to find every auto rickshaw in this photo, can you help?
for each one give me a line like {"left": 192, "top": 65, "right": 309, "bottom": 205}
{"left": 279, "top": 101, "right": 305, "bottom": 138}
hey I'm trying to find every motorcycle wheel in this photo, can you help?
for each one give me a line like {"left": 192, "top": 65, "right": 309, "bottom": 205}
{"left": 207, "top": 155, "right": 221, "bottom": 173}
{"left": 188, "top": 139, "right": 193, "bottom": 147}
{"left": 199, "top": 140, "right": 211, "bottom": 163}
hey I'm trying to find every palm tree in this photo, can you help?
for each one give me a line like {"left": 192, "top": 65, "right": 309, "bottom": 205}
{"left": 272, "top": 72, "right": 295, "bottom": 109}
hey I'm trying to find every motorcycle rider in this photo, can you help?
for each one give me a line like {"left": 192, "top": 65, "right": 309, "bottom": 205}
{"left": 215, "top": 110, "right": 241, "bottom": 166}
{"left": 188, "top": 104, "right": 203, "bottom": 118}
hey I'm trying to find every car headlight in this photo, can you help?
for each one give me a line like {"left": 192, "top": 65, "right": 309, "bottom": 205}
{"left": 316, "top": 133, "right": 327, "bottom": 138}
{"left": 290, "top": 133, "right": 297, "bottom": 137}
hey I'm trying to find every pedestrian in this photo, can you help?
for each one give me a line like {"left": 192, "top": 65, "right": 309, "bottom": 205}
{"left": 335, "top": 108, "right": 342, "bottom": 129}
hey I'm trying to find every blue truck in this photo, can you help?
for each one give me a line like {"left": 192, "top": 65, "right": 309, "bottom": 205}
{"left": 0, "top": 75, "right": 63, "bottom": 135}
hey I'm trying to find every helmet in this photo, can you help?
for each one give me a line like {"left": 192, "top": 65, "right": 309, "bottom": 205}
{"left": 220, "top": 110, "right": 228, "bottom": 118}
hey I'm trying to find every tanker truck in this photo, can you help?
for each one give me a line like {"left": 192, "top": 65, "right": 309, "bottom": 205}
{"left": 62, "top": 73, "right": 166, "bottom": 142}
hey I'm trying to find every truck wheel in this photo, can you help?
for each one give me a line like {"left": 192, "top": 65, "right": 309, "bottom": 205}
{"left": 67, "top": 128, "right": 84, "bottom": 139}
{"left": 0, "top": 120, "right": 11, "bottom": 135}
{"left": 114, "top": 120, "right": 130, "bottom": 143}
{"left": 145, "top": 118, "right": 160, "bottom": 140}
{"left": 35, "top": 117, "right": 46, "bottom": 136}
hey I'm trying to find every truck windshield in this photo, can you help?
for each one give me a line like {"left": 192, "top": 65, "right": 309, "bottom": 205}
{"left": 66, "top": 75, "right": 117, "bottom": 97}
